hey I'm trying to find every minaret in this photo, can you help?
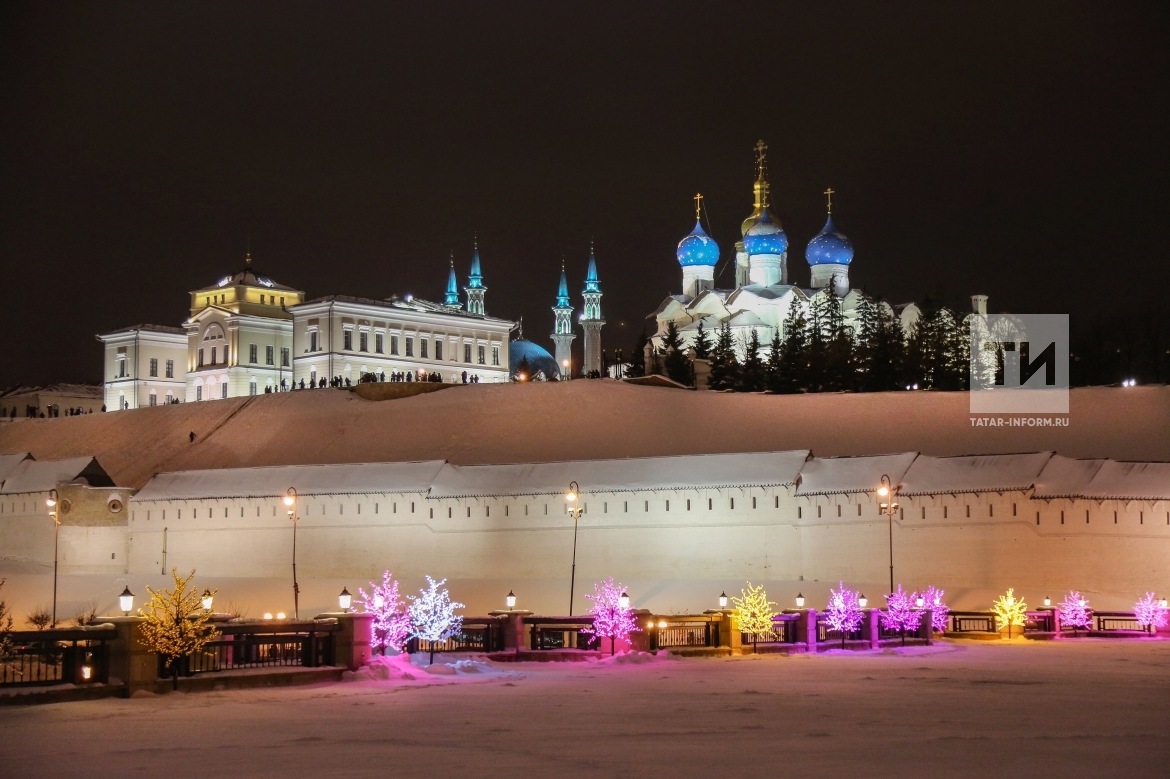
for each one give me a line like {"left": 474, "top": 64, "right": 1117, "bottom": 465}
{"left": 444, "top": 253, "right": 461, "bottom": 308}
{"left": 550, "top": 261, "right": 576, "bottom": 380}
{"left": 580, "top": 247, "right": 604, "bottom": 376}
{"left": 465, "top": 241, "right": 486, "bottom": 315}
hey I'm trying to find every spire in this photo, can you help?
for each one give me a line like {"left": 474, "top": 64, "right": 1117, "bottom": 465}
{"left": 584, "top": 245, "right": 600, "bottom": 294}
{"left": 694, "top": 192, "right": 703, "bottom": 221}
{"left": 467, "top": 238, "right": 484, "bottom": 289}
{"left": 444, "top": 252, "right": 460, "bottom": 306}
{"left": 741, "top": 139, "right": 776, "bottom": 236}
{"left": 244, "top": 251, "right": 252, "bottom": 269}
{"left": 556, "top": 259, "right": 571, "bottom": 308}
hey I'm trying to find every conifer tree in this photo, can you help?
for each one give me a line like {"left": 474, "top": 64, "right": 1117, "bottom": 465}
{"left": 628, "top": 331, "right": 648, "bottom": 377}
{"left": 775, "top": 303, "right": 809, "bottom": 393}
{"left": 660, "top": 321, "right": 694, "bottom": 386}
{"left": 692, "top": 320, "right": 712, "bottom": 359}
{"left": 765, "top": 329, "right": 784, "bottom": 393}
{"left": 708, "top": 323, "right": 740, "bottom": 390}
{"left": 856, "top": 294, "right": 905, "bottom": 392}
{"left": 739, "top": 328, "right": 765, "bottom": 391}
{"left": 139, "top": 569, "right": 219, "bottom": 690}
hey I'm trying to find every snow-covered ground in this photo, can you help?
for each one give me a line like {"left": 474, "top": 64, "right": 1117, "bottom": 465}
{"left": 2, "top": 640, "right": 1166, "bottom": 778}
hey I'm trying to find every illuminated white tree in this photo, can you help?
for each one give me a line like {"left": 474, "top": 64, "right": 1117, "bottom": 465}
{"left": 357, "top": 571, "right": 411, "bottom": 654}
{"left": 583, "top": 578, "right": 640, "bottom": 656}
{"left": 882, "top": 585, "right": 923, "bottom": 646}
{"left": 408, "top": 576, "right": 464, "bottom": 664}
{"left": 823, "top": 582, "right": 864, "bottom": 650}
{"left": 1134, "top": 592, "right": 1168, "bottom": 634}
{"left": 1058, "top": 591, "right": 1092, "bottom": 637}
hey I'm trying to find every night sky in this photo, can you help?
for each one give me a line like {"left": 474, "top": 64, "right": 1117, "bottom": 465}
{"left": 1, "top": 3, "right": 1166, "bottom": 386}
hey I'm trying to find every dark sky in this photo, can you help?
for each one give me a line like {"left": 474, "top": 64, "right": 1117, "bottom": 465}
{"left": 1, "top": 3, "right": 1166, "bottom": 386}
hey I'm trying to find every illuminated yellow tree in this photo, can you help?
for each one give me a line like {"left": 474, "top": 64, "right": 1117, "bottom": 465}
{"left": 991, "top": 588, "right": 1028, "bottom": 639}
{"left": 139, "top": 569, "right": 218, "bottom": 690}
{"left": 732, "top": 582, "right": 777, "bottom": 654}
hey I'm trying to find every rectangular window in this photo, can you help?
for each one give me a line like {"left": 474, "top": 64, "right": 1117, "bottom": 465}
{"left": 343, "top": 331, "right": 353, "bottom": 351}
{"left": 359, "top": 332, "right": 368, "bottom": 352}
{"left": 249, "top": 344, "right": 258, "bottom": 363}
{"left": 149, "top": 393, "right": 157, "bottom": 406}
{"left": 221, "top": 383, "right": 228, "bottom": 399}
{"left": 196, "top": 386, "right": 202, "bottom": 401}
{"left": 149, "top": 358, "right": 158, "bottom": 377}
{"left": 118, "top": 356, "right": 127, "bottom": 377}
{"left": 375, "top": 334, "right": 383, "bottom": 353}
{"left": 310, "top": 331, "right": 318, "bottom": 352}
{"left": 406, "top": 337, "right": 414, "bottom": 357}
{"left": 250, "top": 380, "right": 257, "bottom": 396}
{"left": 492, "top": 345, "right": 500, "bottom": 366}
{"left": 420, "top": 339, "right": 428, "bottom": 359}
{"left": 478, "top": 345, "right": 486, "bottom": 365}
{"left": 266, "top": 345, "right": 274, "bottom": 365}
{"left": 464, "top": 344, "right": 472, "bottom": 363}
{"left": 435, "top": 340, "right": 443, "bottom": 361}
{"left": 165, "top": 359, "right": 174, "bottom": 378}
{"left": 211, "top": 346, "right": 217, "bottom": 365}
{"left": 281, "top": 347, "right": 290, "bottom": 367}
{"left": 390, "top": 335, "right": 399, "bottom": 355}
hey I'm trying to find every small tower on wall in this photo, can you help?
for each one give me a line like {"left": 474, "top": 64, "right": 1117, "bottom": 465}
{"left": 551, "top": 262, "right": 576, "bottom": 380}
{"left": 465, "top": 241, "right": 486, "bottom": 315}
{"left": 444, "top": 253, "right": 462, "bottom": 309}
{"left": 580, "top": 248, "right": 604, "bottom": 376}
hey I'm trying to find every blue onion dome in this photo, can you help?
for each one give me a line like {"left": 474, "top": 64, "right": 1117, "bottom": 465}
{"left": 509, "top": 339, "right": 559, "bottom": 379}
{"left": 805, "top": 214, "right": 854, "bottom": 266}
{"left": 742, "top": 209, "right": 788, "bottom": 256}
{"left": 676, "top": 220, "right": 721, "bottom": 267}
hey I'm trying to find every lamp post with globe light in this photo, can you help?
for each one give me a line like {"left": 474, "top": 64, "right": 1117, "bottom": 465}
{"left": 566, "top": 482, "right": 584, "bottom": 615}
{"left": 877, "top": 475, "right": 902, "bottom": 594}
{"left": 284, "top": 488, "right": 299, "bottom": 619}
{"left": 46, "top": 489, "right": 60, "bottom": 626}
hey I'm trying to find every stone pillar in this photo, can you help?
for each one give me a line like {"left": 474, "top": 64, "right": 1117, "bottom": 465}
{"left": 105, "top": 616, "right": 157, "bottom": 695}
{"left": 325, "top": 612, "right": 373, "bottom": 670}
{"left": 693, "top": 357, "right": 712, "bottom": 390}
{"left": 862, "top": 608, "right": 882, "bottom": 649}
{"left": 917, "top": 610, "right": 934, "bottom": 643}
{"left": 490, "top": 610, "right": 531, "bottom": 651}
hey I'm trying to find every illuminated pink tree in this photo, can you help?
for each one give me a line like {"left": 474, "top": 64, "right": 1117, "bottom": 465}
{"left": 882, "top": 585, "right": 923, "bottom": 646}
{"left": 1134, "top": 592, "right": 1168, "bottom": 634}
{"left": 920, "top": 585, "right": 950, "bottom": 634}
{"left": 1058, "top": 591, "right": 1092, "bottom": 637}
{"left": 356, "top": 571, "right": 412, "bottom": 655}
{"left": 823, "top": 582, "right": 864, "bottom": 650}
{"left": 583, "top": 578, "right": 640, "bottom": 656}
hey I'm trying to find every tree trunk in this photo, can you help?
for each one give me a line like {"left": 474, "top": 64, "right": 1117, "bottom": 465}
{"left": 172, "top": 661, "right": 179, "bottom": 691}
{"left": 430, "top": 646, "right": 435, "bottom": 664}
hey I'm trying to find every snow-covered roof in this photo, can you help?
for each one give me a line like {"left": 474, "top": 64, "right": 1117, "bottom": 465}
{"left": 427, "top": 451, "right": 811, "bottom": 499}
{"left": 132, "top": 460, "right": 447, "bottom": 502}
{"left": 0, "top": 456, "right": 113, "bottom": 494}
{"left": 0, "top": 452, "right": 31, "bottom": 483}
{"left": 899, "top": 452, "right": 1053, "bottom": 496}
{"left": 796, "top": 453, "right": 919, "bottom": 496}
{"left": 1033, "top": 456, "right": 1170, "bottom": 501}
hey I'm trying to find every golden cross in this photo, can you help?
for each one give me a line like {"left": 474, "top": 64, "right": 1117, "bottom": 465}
{"left": 824, "top": 187, "right": 835, "bottom": 214}
{"left": 694, "top": 192, "right": 703, "bottom": 220}
{"left": 754, "top": 140, "right": 768, "bottom": 178}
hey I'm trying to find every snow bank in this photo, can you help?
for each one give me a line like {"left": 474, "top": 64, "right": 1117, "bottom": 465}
{"left": 341, "top": 653, "right": 417, "bottom": 682}
{"left": 594, "top": 650, "right": 682, "bottom": 665}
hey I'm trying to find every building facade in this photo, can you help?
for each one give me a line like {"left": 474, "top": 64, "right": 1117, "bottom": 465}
{"left": 96, "top": 325, "right": 187, "bottom": 410}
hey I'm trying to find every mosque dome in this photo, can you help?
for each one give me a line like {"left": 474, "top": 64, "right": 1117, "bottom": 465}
{"left": 742, "top": 210, "right": 788, "bottom": 256}
{"left": 805, "top": 215, "right": 854, "bottom": 266}
{"left": 676, "top": 221, "right": 720, "bottom": 267}
{"left": 509, "top": 339, "right": 560, "bottom": 380}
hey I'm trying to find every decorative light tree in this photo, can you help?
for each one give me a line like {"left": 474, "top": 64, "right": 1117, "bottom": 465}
{"left": 0, "top": 578, "right": 14, "bottom": 664}
{"left": 408, "top": 576, "right": 465, "bottom": 664}
{"left": 138, "top": 569, "right": 219, "bottom": 690}
{"left": 920, "top": 585, "right": 950, "bottom": 634}
{"left": 991, "top": 588, "right": 1028, "bottom": 639}
{"left": 882, "top": 585, "right": 924, "bottom": 646}
{"left": 357, "top": 571, "right": 412, "bottom": 655}
{"left": 731, "top": 582, "right": 777, "bottom": 654}
{"left": 1134, "top": 592, "right": 1169, "bottom": 634}
{"left": 583, "top": 578, "right": 641, "bottom": 656}
{"left": 1058, "top": 591, "right": 1092, "bottom": 637}
{"left": 823, "top": 582, "right": 864, "bottom": 650}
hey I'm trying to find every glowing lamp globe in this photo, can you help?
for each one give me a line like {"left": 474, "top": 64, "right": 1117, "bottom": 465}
{"left": 338, "top": 587, "right": 352, "bottom": 611}
{"left": 619, "top": 592, "right": 630, "bottom": 610}
{"left": 877, "top": 486, "right": 889, "bottom": 497}
{"left": 506, "top": 590, "right": 516, "bottom": 609}
{"left": 118, "top": 586, "right": 134, "bottom": 615}
{"left": 795, "top": 593, "right": 805, "bottom": 608}
{"left": 858, "top": 594, "right": 868, "bottom": 608}
{"left": 263, "top": 613, "right": 273, "bottom": 620}
{"left": 201, "top": 588, "right": 214, "bottom": 611}
{"left": 276, "top": 612, "right": 287, "bottom": 620}
{"left": 915, "top": 596, "right": 925, "bottom": 609}
{"left": 1161, "top": 597, "right": 1168, "bottom": 609}
{"left": 658, "top": 621, "right": 667, "bottom": 628}
{"left": 283, "top": 495, "right": 294, "bottom": 507}
{"left": 1044, "top": 596, "right": 1051, "bottom": 607}
{"left": 45, "top": 496, "right": 57, "bottom": 507}
{"left": 81, "top": 666, "right": 92, "bottom": 681}
{"left": 719, "top": 591, "right": 728, "bottom": 609}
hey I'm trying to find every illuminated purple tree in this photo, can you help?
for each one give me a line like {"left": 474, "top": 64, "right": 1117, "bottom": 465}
{"left": 356, "top": 570, "right": 411, "bottom": 655}
{"left": 882, "top": 585, "right": 923, "bottom": 646}
{"left": 920, "top": 585, "right": 950, "bottom": 634}
{"left": 823, "top": 582, "right": 864, "bottom": 650}
{"left": 408, "top": 576, "right": 465, "bottom": 664}
{"left": 583, "top": 578, "right": 640, "bottom": 656}
{"left": 1059, "top": 591, "right": 1092, "bottom": 637}
{"left": 1134, "top": 592, "right": 1168, "bottom": 634}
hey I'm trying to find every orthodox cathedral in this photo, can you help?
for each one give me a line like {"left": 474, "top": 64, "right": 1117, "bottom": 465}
{"left": 650, "top": 141, "right": 902, "bottom": 358}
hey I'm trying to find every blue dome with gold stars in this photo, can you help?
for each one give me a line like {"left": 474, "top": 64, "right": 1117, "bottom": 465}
{"left": 806, "top": 214, "right": 854, "bottom": 266}
{"left": 676, "top": 221, "right": 720, "bottom": 267}
{"left": 743, "top": 210, "right": 788, "bottom": 256}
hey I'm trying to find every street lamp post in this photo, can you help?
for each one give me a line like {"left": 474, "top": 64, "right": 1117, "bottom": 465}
{"left": 877, "top": 474, "right": 901, "bottom": 594}
{"left": 283, "top": 488, "right": 299, "bottom": 619}
{"left": 566, "top": 481, "right": 584, "bottom": 615}
{"left": 46, "top": 489, "right": 60, "bottom": 626}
